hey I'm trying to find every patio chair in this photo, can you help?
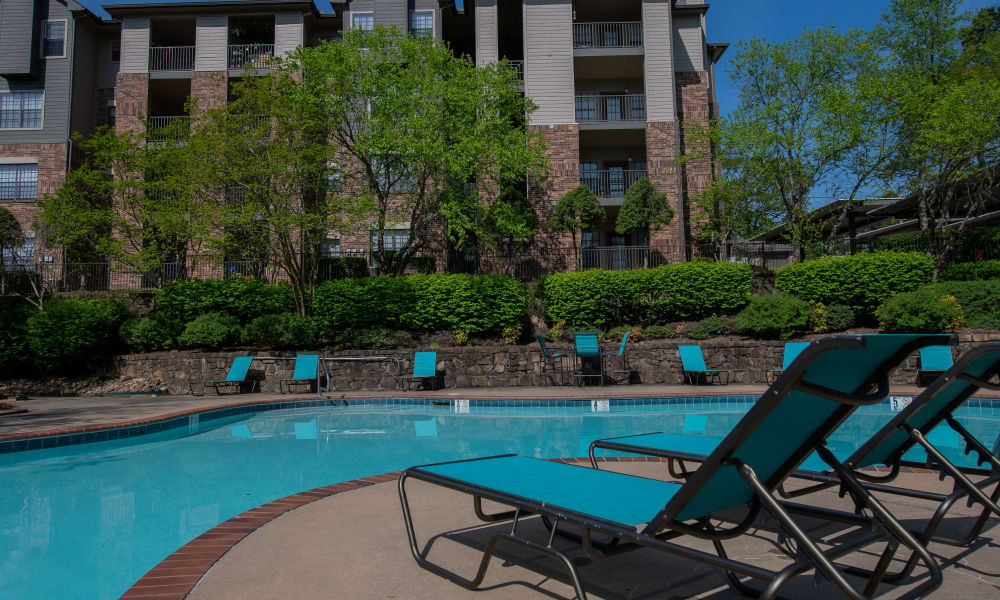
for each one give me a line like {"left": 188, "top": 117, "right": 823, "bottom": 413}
{"left": 400, "top": 351, "right": 439, "bottom": 391}
{"left": 572, "top": 332, "right": 603, "bottom": 386}
{"left": 280, "top": 354, "right": 321, "bottom": 394}
{"left": 678, "top": 344, "right": 728, "bottom": 385}
{"left": 765, "top": 341, "right": 810, "bottom": 384}
{"left": 191, "top": 356, "right": 258, "bottom": 396}
{"left": 918, "top": 345, "right": 954, "bottom": 385}
{"left": 536, "top": 335, "right": 567, "bottom": 386}
{"left": 399, "top": 334, "right": 947, "bottom": 600}
{"left": 607, "top": 331, "right": 632, "bottom": 383}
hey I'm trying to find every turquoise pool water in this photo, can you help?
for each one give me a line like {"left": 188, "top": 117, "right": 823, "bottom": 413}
{"left": 0, "top": 397, "right": 997, "bottom": 599}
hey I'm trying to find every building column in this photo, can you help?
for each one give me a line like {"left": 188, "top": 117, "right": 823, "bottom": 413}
{"left": 114, "top": 72, "right": 149, "bottom": 134}
{"left": 645, "top": 121, "right": 684, "bottom": 262}
{"left": 475, "top": 0, "right": 498, "bottom": 66}
{"left": 676, "top": 70, "right": 712, "bottom": 253}
{"left": 529, "top": 123, "right": 580, "bottom": 271}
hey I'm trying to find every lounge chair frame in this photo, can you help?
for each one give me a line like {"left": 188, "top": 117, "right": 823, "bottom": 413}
{"left": 537, "top": 336, "right": 568, "bottom": 386}
{"left": 279, "top": 354, "right": 322, "bottom": 394}
{"left": 572, "top": 333, "right": 604, "bottom": 387}
{"left": 400, "top": 352, "right": 440, "bottom": 391}
{"left": 607, "top": 332, "right": 631, "bottom": 383}
{"left": 190, "top": 356, "right": 259, "bottom": 396}
{"left": 400, "top": 335, "right": 946, "bottom": 600}
{"left": 679, "top": 345, "right": 729, "bottom": 386}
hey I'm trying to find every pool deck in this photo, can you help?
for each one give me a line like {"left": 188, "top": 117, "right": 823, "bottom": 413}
{"left": 0, "top": 383, "right": 961, "bottom": 441}
{"left": 175, "top": 461, "right": 1000, "bottom": 600}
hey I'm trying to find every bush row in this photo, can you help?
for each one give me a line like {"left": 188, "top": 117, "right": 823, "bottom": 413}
{"left": 942, "top": 260, "right": 1000, "bottom": 281}
{"left": 876, "top": 280, "right": 1000, "bottom": 332}
{"left": 537, "top": 262, "right": 754, "bottom": 329}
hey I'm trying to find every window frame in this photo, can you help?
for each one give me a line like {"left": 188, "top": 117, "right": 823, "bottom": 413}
{"left": 0, "top": 91, "right": 45, "bottom": 130}
{"left": 351, "top": 11, "right": 374, "bottom": 32}
{"left": 409, "top": 10, "right": 434, "bottom": 38}
{"left": 0, "top": 163, "right": 39, "bottom": 202}
{"left": 40, "top": 19, "right": 68, "bottom": 59}
{"left": 111, "top": 41, "right": 121, "bottom": 62}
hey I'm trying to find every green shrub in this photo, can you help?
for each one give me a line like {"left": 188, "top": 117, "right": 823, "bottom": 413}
{"left": 317, "top": 257, "right": 369, "bottom": 280}
{"left": 0, "top": 305, "right": 32, "bottom": 372}
{"left": 539, "top": 262, "right": 753, "bottom": 329}
{"left": 775, "top": 252, "right": 934, "bottom": 317}
{"left": 177, "top": 312, "right": 242, "bottom": 350}
{"left": 337, "top": 327, "right": 404, "bottom": 350}
{"left": 876, "top": 290, "right": 964, "bottom": 333}
{"left": 643, "top": 324, "right": 676, "bottom": 340}
{"left": 942, "top": 261, "right": 1000, "bottom": 281}
{"left": 26, "top": 299, "right": 128, "bottom": 369}
{"left": 605, "top": 326, "right": 634, "bottom": 342}
{"left": 314, "top": 274, "right": 526, "bottom": 337}
{"left": 736, "top": 294, "right": 812, "bottom": 340}
{"left": 921, "top": 280, "right": 1000, "bottom": 329}
{"left": 120, "top": 316, "right": 175, "bottom": 353}
{"left": 687, "top": 316, "right": 734, "bottom": 340}
{"left": 245, "top": 313, "right": 318, "bottom": 349}
{"left": 154, "top": 279, "right": 295, "bottom": 326}
{"left": 824, "top": 304, "right": 855, "bottom": 331}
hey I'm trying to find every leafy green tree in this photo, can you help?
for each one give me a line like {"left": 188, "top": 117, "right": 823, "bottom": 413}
{"left": 0, "top": 206, "right": 22, "bottom": 268}
{"left": 482, "top": 186, "right": 538, "bottom": 274}
{"left": 550, "top": 184, "right": 605, "bottom": 267}
{"left": 614, "top": 177, "right": 674, "bottom": 242}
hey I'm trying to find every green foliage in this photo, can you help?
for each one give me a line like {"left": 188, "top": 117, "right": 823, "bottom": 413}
{"left": 26, "top": 299, "right": 128, "bottom": 370}
{"left": 539, "top": 262, "right": 753, "bottom": 329}
{"left": 120, "top": 316, "right": 175, "bottom": 353}
{"left": 154, "top": 279, "right": 295, "bottom": 327}
{"left": 549, "top": 185, "right": 605, "bottom": 249}
{"left": 922, "top": 280, "right": 1000, "bottom": 329}
{"left": 245, "top": 313, "right": 318, "bottom": 349}
{"left": 0, "top": 305, "right": 31, "bottom": 371}
{"left": 314, "top": 274, "right": 526, "bottom": 337}
{"left": 876, "top": 290, "right": 965, "bottom": 332}
{"left": 615, "top": 177, "right": 674, "bottom": 236}
{"left": 0, "top": 206, "right": 22, "bottom": 257}
{"left": 337, "top": 327, "right": 404, "bottom": 350}
{"left": 942, "top": 261, "right": 1000, "bottom": 281}
{"left": 317, "top": 257, "right": 370, "bottom": 280}
{"left": 687, "top": 316, "right": 734, "bottom": 340}
{"left": 775, "top": 252, "right": 934, "bottom": 317}
{"left": 736, "top": 294, "right": 812, "bottom": 340}
{"left": 177, "top": 313, "right": 243, "bottom": 350}
{"left": 484, "top": 187, "right": 539, "bottom": 244}
{"left": 501, "top": 327, "right": 520, "bottom": 345}
{"left": 643, "top": 325, "right": 677, "bottom": 340}
{"left": 605, "top": 326, "right": 634, "bottom": 342}
{"left": 824, "top": 304, "right": 856, "bottom": 331}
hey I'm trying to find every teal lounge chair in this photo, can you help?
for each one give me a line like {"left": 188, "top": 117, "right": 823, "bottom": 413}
{"left": 765, "top": 341, "right": 810, "bottom": 384}
{"left": 193, "top": 356, "right": 257, "bottom": 396}
{"left": 919, "top": 345, "right": 954, "bottom": 384}
{"left": 280, "top": 354, "right": 321, "bottom": 394}
{"left": 400, "top": 334, "right": 946, "bottom": 600}
{"left": 401, "top": 351, "right": 439, "bottom": 390}
{"left": 607, "top": 331, "right": 631, "bottom": 383}
{"left": 679, "top": 344, "right": 728, "bottom": 385}
{"left": 591, "top": 339, "right": 1000, "bottom": 584}
{"left": 572, "top": 332, "right": 603, "bottom": 386}
{"left": 536, "top": 336, "right": 567, "bottom": 386}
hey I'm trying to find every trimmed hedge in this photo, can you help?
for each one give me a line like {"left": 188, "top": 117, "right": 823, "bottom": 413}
{"left": 0, "top": 304, "right": 32, "bottom": 371}
{"left": 313, "top": 274, "right": 526, "bottom": 336}
{"left": 538, "top": 262, "right": 753, "bottom": 329}
{"left": 154, "top": 279, "right": 295, "bottom": 327}
{"left": 26, "top": 299, "right": 128, "bottom": 370}
{"left": 736, "top": 294, "right": 812, "bottom": 340}
{"left": 245, "top": 313, "right": 318, "bottom": 349}
{"left": 177, "top": 312, "right": 243, "bottom": 350}
{"left": 942, "top": 261, "right": 1000, "bottom": 281}
{"left": 876, "top": 290, "right": 964, "bottom": 333}
{"left": 921, "top": 280, "right": 1000, "bottom": 329}
{"left": 775, "top": 252, "right": 934, "bottom": 317}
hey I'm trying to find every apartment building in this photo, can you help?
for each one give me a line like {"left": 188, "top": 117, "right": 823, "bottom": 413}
{"left": 0, "top": 0, "right": 120, "bottom": 265}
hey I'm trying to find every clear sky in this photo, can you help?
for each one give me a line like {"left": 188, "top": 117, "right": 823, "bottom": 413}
{"left": 708, "top": 0, "right": 998, "bottom": 116}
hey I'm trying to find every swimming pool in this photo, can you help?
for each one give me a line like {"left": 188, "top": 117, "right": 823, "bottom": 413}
{"left": 0, "top": 396, "right": 997, "bottom": 599}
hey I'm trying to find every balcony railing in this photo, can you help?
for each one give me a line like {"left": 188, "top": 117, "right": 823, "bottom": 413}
{"left": 580, "top": 169, "right": 647, "bottom": 197}
{"left": 228, "top": 44, "right": 275, "bottom": 69}
{"left": 573, "top": 22, "right": 643, "bottom": 49}
{"left": 147, "top": 116, "right": 190, "bottom": 141}
{"left": 506, "top": 60, "right": 524, "bottom": 80}
{"left": 575, "top": 94, "right": 646, "bottom": 122}
{"left": 149, "top": 46, "right": 195, "bottom": 71}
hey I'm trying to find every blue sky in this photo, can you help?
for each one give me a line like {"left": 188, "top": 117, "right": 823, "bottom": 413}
{"left": 708, "top": 0, "right": 998, "bottom": 116}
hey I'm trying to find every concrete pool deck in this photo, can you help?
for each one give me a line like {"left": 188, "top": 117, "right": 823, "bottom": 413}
{"left": 179, "top": 462, "right": 1000, "bottom": 600}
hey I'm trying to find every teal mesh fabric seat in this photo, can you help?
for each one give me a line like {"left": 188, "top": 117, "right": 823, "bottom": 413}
{"left": 678, "top": 345, "right": 729, "bottom": 385}
{"left": 609, "top": 332, "right": 632, "bottom": 383}
{"left": 400, "top": 334, "right": 950, "bottom": 600}
{"left": 196, "top": 356, "right": 257, "bottom": 395}
{"left": 766, "top": 341, "right": 810, "bottom": 383}
{"left": 572, "top": 333, "right": 604, "bottom": 386}
{"left": 537, "top": 336, "right": 567, "bottom": 386}
{"left": 280, "top": 354, "right": 320, "bottom": 394}
{"left": 401, "top": 352, "right": 439, "bottom": 390}
{"left": 919, "top": 346, "right": 954, "bottom": 384}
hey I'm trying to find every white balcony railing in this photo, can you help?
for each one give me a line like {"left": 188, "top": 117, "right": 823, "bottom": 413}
{"left": 506, "top": 59, "right": 524, "bottom": 80}
{"left": 575, "top": 94, "right": 646, "bottom": 122}
{"left": 149, "top": 46, "right": 195, "bottom": 71}
{"left": 573, "top": 22, "right": 643, "bottom": 49}
{"left": 147, "top": 116, "right": 190, "bottom": 141}
{"left": 580, "top": 169, "right": 647, "bottom": 197}
{"left": 228, "top": 44, "right": 275, "bottom": 69}
{"left": 580, "top": 245, "right": 653, "bottom": 271}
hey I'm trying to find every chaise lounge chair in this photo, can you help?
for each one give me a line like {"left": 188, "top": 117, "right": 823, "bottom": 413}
{"left": 766, "top": 341, "right": 810, "bottom": 384}
{"left": 191, "top": 355, "right": 258, "bottom": 396}
{"left": 591, "top": 339, "right": 1000, "bottom": 584}
{"left": 399, "top": 334, "right": 948, "bottom": 600}
{"left": 918, "top": 345, "right": 954, "bottom": 385}
{"left": 400, "top": 351, "right": 439, "bottom": 390}
{"left": 678, "top": 344, "right": 729, "bottom": 385}
{"left": 280, "top": 354, "right": 321, "bottom": 394}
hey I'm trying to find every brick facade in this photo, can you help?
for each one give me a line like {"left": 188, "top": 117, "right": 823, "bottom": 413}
{"left": 528, "top": 124, "right": 579, "bottom": 271}
{"left": 114, "top": 72, "right": 149, "bottom": 134}
{"left": 676, "top": 71, "right": 714, "bottom": 248}
{"left": 0, "top": 143, "right": 70, "bottom": 259}
{"left": 191, "top": 71, "right": 228, "bottom": 113}
{"left": 645, "top": 120, "right": 684, "bottom": 261}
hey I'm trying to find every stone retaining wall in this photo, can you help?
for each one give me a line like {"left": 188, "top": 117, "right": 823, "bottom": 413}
{"left": 112, "top": 331, "right": 1000, "bottom": 394}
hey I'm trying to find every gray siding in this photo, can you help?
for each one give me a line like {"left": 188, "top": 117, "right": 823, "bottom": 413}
{"left": 121, "top": 16, "right": 150, "bottom": 73}
{"left": 0, "top": 0, "right": 38, "bottom": 76}
{"left": 96, "top": 35, "right": 120, "bottom": 89}
{"left": 642, "top": 0, "right": 675, "bottom": 121}
{"left": 523, "top": 0, "right": 574, "bottom": 125}
{"left": 70, "top": 18, "right": 99, "bottom": 137}
{"left": 275, "top": 12, "right": 304, "bottom": 57}
{"left": 195, "top": 15, "right": 228, "bottom": 70}
{"left": 475, "top": 0, "right": 498, "bottom": 65}
{"left": 673, "top": 13, "right": 703, "bottom": 72}
{"left": 344, "top": 0, "right": 374, "bottom": 32}
{"left": 374, "top": 0, "right": 406, "bottom": 32}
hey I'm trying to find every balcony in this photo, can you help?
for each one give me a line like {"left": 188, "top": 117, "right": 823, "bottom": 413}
{"left": 229, "top": 44, "right": 275, "bottom": 69}
{"left": 575, "top": 94, "right": 645, "bottom": 129}
{"left": 147, "top": 116, "right": 190, "bottom": 142}
{"left": 580, "top": 169, "right": 647, "bottom": 199}
{"left": 149, "top": 46, "right": 194, "bottom": 71}
{"left": 506, "top": 59, "right": 524, "bottom": 80}
{"left": 580, "top": 245, "right": 653, "bottom": 271}
{"left": 573, "top": 22, "right": 643, "bottom": 52}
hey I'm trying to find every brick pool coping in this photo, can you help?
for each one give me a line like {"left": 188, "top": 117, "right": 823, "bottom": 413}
{"left": 119, "top": 456, "right": 931, "bottom": 600}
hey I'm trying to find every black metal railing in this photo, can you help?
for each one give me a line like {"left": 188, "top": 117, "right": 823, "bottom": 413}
{"left": 580, "top": 169, "right": 647, "bottom": 198}
{"left": 147, "top": 116, "right": 190, "bottom": 142}
{"left": 575, "top": 94, "right": 646, "bottom": 123}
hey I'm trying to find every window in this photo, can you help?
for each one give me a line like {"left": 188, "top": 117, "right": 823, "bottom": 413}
{"left": 352, "top": 12, "right": 374, "bottom": 31}
{"left": 2, "top": 235, "right": 34, "bottom": 269}
{"left": 370, "top": 228, "right": 410, "bottom": 251}
{"left": 1, "top": 92, "right": 44, "bottom": 129}
{"left": 320, "top": 234, "right": 341, "bottom": 258}
{"left": 41, "top": 20, "right": 66, "bottom": 58}
{"left": 111, "top": 42, "right": 121, "bottom": 62}
{"left": 0, "top": 164, "right": 38, "bottom": 201}
{"left": 324, "top": 162, "right": 342, "bottom": 192}
{"left": 371, "top": 156, "right": 414, "bottom": 192}
{"left": 579, "top": 161, "right": 599, "bottom": 194}
{"left": 107, "top": 105, "right": 116, "bottom": 127}
{"left": 575, "top": 95, "right": 596, "bottom": 121}
{"left": 410, "top": 11, "right": 433, "bottom": 38}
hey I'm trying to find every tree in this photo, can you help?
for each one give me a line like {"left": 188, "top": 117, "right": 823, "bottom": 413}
{"left": 691, "top": 170, "right": 782, "bottom": 243}
{"left": 482, "top": 186, "right": 538, "bottom": 274}
{"left": 550, "top": 184, "right": 605, "bottom": 267}
{"left": 0, "top": 206, "right": 22, "bottom": 268}
{"left": 615, "top": 177, "right": 674, "bottom": 243}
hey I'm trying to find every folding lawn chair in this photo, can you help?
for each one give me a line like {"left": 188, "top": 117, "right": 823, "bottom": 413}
{"left": 191, "top": 356, "right": 258, "bottom": 396}
{"left": 280, "top": 354, "right": 321, "bottom": 394}
{"left": 400, "top": 351, "right": 439, "bottom": 390}
{"left": 679, "top": 344, "right": 729, "bottom": 385}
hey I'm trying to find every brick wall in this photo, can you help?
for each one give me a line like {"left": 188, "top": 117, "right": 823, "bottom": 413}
{"left": 115, "top": 72, "right": 149, "bottom": 134}
{"left": 0, "top": 143, "right": 69, "bottom": 258}
{"left": 95, "top": 88, "right": 116, "bottom": 128}
{"left": 528, "top": 124, "right": 579, "bottom": 272}
{"left": 191, "top": 71, "right": 227, "bottom": 113}
{"left": 645, "top": 120, "right": 684, "bottom": 261}
{"left": 676, "top": 71, "right": 713, "bottom": 246}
